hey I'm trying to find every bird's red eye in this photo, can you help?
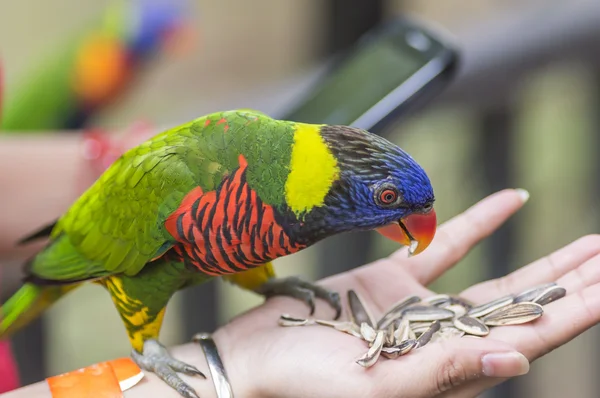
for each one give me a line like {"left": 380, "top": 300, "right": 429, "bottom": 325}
{"left": 380, "top": 189, "right": 397, "bottom": 204}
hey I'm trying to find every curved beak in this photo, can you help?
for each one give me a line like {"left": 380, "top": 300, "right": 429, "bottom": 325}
{"left": 376, "top": 209, "right": 437, "bottom": 256}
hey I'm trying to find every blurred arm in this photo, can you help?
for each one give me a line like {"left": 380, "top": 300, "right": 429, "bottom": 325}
{"left": 0, "top": 134, "right": 93, "bottom": 260}
{"left": 0, "top": 343, "right": 218, "bottom": 398}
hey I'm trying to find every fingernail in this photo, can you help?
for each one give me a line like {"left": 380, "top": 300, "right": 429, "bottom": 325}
{"left": 482, "top": 351, "right": 530, "bottom": 377}
{"left": 515, "top": 188, "right": 530, "bottom": 203}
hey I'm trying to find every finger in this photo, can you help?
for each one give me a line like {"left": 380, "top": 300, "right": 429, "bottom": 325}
{"left": 487, "top": 281, "right": 600, "bottom": 362}
{"left": 438, "top": 377, "right": 508, "bottom": 398}
{"left": 395, "top": 189, "right": 528, "bottom": 285}
{"left": 425, "top": 281, "right": 600, "bottom": 397}
{"left": 461, "top": 235, "right": 600, "bottom": 302}
{"left": 375, "top": 337, "right": 529, "bottom": 397}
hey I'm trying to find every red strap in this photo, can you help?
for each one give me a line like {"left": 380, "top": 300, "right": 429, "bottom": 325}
{"left": 81, "top": 129, "right": 122, "bottom": 175}
{"left": 0, "top": 341, "right": 20, "bottom": 393}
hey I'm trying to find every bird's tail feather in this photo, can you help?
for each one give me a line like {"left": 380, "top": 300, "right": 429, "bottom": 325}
{"left": 0, "top": 283, "right": 78, "bottom": 338}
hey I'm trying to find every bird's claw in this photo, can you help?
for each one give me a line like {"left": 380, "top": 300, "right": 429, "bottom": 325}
{"left": 256, "top": 276, "right": 342, "bottom": 319}
{"left": 131, "top": 339, "right": 205, "bottom": 398}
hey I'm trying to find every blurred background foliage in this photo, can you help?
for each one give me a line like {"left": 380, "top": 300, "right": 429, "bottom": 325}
{"left": 1, "top": 0, "right": 599, "bottom": 397}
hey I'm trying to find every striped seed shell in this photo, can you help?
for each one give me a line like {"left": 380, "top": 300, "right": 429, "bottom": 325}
{"left": 381, "top": 339, "right": 417, "bottom": 359}
{"left": 402, "top": 306, "right": 455, "bottom": 322}
{"left": 376, "top": 295, "right": 421, "bottom": 329}
{"left": 394, "top": 319, "right": 411, "bottom": 345}
{"left": 447, "top": 295, "right": 476, "bottom": 309}
{"left": 422, "top": 294, "right": 452, "bottom": 307}
{"left": 408, "top": 326, "right": 416, "bottom": 340}
{"left": 415, "top": 320, "right": 441, "bottom": 348}
{"left": 356, "top": 330, "right": 385, "bottom": 368}
{"left": 513, "top": 283, "right": 557, "bottom": 304}
{"left": 411, "top": 321, "right": 434, "bottom": 335}
{"left": 348, "top": 290, "right": 376, "bottom": 328}
{"left": 385, "top": 324, "right": 395, "bottom": 347}
{"left": 453, "top": 315, "right": 490, "bottom": 336}
{"left": 431, "top": 327, "right": 465, "bottom": 343}
{"left": 467, "top": 295, "right": 515, "bottom": 318}
{"left": 360, "top": 322, "right": 377, "bottom": 343}
{"left": 315, "top": 320, "right": 362, "bottom": 338}
{"left": 279, "top": 314, "right": 315, "bottom": 327}
{"left": 445, "top": 304, "right": 468, "bottom": 318}
{"left": 482, "top": 302, "right": 543, "bottom": 326}
{"left": 531, "top": 285, "right": 566, "bottom": 306}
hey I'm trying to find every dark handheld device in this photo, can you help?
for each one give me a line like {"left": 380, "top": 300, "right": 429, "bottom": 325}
{"left": 283, "top": 17, "right": 459, "bottom": 133}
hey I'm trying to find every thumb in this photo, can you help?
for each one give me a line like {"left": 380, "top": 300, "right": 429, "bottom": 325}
{"left": 379, "top": 336, "right": 530, "bottom": 397}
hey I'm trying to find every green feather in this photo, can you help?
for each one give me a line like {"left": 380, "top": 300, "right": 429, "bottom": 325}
{"left": 26, "top": 110, "right": 295, "bottom": 283}
{"left": 0, "top": 283, "right": 79, "bottom": 337}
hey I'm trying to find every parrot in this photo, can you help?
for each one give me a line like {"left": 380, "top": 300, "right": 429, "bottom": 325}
{"left": 0, "top": 109, "right": 437, "bottom": 397}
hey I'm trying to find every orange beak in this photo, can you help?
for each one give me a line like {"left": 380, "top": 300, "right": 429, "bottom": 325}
{"left": 376, "top": 209, "right": 437, "bottom": 256}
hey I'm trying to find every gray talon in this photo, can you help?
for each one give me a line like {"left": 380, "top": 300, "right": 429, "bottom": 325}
{"left": 256, "top": 276, "right": 342, "bottom": 318}
{"left": 131, "top": 339, "right": 205, "bottom": 398}
{"left": 183, "top": 365, "right": 206, "bottom": 376}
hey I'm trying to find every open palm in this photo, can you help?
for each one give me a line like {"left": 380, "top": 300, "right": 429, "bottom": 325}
{"left": 203, "top": 189, "right": 600, "bottom": 398}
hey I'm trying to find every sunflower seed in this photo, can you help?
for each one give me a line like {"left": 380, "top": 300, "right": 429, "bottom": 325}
{"left": 348, "top": 290, "right": 376, "bottom": 328}
{"left": 394, "top": 319, "right": 411, "bottom": 345}
{"left": 278, "top": 314, "right": 315, "bottom": 327}
{"left": 422, "top": 294, "right": 452, "bottom": 307}
{"left": 278, "top": 285, "right": 566, "bottom": 371}
{"left": 453, "top": 315, "right": 490, "bottom": 336}
{"left": 385, "top": 324, "right": 395, "bottom": 347}
{"left": 431, "top": 327, "right": 465, "bottom": 343}
{"left": 356, "top": 330, "right": 385, "bottom": 367}
{"left": 381, "top": 339, "right": 417, "bottom": 358}
{"left": 381, "top": 347, "right": 402, "bottom": 359}
{"left": 445, "top": 304, "right": 468, "bottom": 318}
{"left": 376, "top": 295, "right": 421, "bottom": 329}
{"left": 415, "top": 320, "right": 441, "bottom": 348}
{"left": 410, "top": 321, "right": 434, "bottom": 335}
{"left": 402, "top": 306, "right": 455, "bottom": 322}
{"left": 447, "top": 295, "right": 475, "bottom": 309}
{"left": 314, "top": 320, "right": 363, "bottom": 338}
{"left": 408, "top": 326, "right": 416, "bottom": 340}
{"left": 482, "top": 302, "right": 543, "bottom": 326}
{"left": 467, "top": 295, "right": 515, "bottom": 318}
{"left": 513, "top": 283, "right": 557, "bottom": 303}
{"left": 532, "top": 285, "right": 567, "bottom": 306}
{"left": 360, "top": 322, "right": 377, "bottom": 343}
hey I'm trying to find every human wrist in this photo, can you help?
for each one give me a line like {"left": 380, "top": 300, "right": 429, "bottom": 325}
{"left": 209, "top": 327, "right": 256, "bottom": 398}
{"left": 133, "top": 329, "right": 254, "bottom": 398}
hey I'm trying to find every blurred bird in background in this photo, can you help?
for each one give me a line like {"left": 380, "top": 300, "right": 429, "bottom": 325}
{"left": 0, "top": 0, "right": 195, "bottom": 131}
{"left": 0, "top": 0, "right": 196, "bottom": 392}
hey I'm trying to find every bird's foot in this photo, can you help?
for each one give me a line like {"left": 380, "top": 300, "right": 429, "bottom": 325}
{"left": 256, "top": 276, "right": 342, "bottom": 319}
{"left": 131, "top": 339, "right": 205, "bottom": 398}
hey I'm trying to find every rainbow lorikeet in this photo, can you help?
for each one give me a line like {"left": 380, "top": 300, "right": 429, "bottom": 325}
{"left": 0, "top": 109, "right": 437, "bottom": 397}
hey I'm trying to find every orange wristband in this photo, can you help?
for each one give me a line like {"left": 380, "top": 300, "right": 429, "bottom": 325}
{"left": 46, "top": 357, "right": 144, "bottom": 398}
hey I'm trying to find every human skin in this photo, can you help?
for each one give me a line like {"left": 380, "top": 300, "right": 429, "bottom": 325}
{"left": 4, "top": 189, "right": 600, "bottom": 397}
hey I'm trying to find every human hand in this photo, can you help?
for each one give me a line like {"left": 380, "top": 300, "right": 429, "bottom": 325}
{"left": 210, "top": 189, "right": 600, "bottom": 398}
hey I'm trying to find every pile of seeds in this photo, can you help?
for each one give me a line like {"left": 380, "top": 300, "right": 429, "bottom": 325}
{"left": 278, "top": 282, "right": 566, "bottom": 368}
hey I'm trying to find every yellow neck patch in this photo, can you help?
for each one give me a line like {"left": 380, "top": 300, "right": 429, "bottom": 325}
{"left": 285, "top": 123, "right": 340, "bottom": 217}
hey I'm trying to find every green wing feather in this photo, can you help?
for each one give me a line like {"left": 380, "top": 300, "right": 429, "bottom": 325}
{"left": 27, "top": 122, "right": 200, "bottom": 282}
{"left": 24, "top": 110, "right": 295, "bottom": 283}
